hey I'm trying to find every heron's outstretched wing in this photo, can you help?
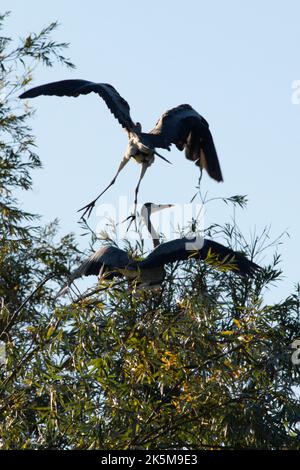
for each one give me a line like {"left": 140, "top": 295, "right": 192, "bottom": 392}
{"left": 146, "top": 104, "right": 223, "bottom": 182}
{"left": 140, "top": 237, "right": 261, "bottom": 277}
{"left": 57, "top": 246, "right": 132, "bottom": 297}
{"left": 199, "top": 240, "right": 261, "bottom": 277}
{"left": 72, "top": 245, "right": 132, "bottom": 278}
{"left": 20, "top": 79, "right": 136, "bottom": 132}
{"left": 139, "top": 238, "right": 190, "bottom": 269}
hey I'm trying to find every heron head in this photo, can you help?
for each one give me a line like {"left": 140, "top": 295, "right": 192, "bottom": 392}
{"left": 141, "top": 202, "right": 174, "bottom": 220}
{"left": 140, "top": 203, "right": 174, "bottom": 247}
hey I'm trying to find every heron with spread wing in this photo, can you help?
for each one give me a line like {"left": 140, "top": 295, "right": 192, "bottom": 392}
{"left": 57, "top": 203, "right": 261, "bottom": 297}
{"left": 20, "top": 80, "right": 223, "bottom": 221}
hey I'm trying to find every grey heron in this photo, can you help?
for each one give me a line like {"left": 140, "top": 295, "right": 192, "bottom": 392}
{"left": 57, "top": 202, "right": 261, "bottom": 297}
{"left": 19, "top": 80, "right": 223, "bottom": 220}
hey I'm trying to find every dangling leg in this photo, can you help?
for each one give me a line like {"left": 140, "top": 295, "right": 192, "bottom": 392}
{"left": 127, "top": 162, "right": 148, "bottom": 231}
{"left": 78, "top": 155, "right": 130, "bottom": 220}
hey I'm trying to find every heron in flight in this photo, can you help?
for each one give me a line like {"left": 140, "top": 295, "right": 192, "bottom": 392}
{"left": 20, "top": 80, "right": 223, "bottom": 220}
{"left": 57, "top": 202, "right": 260, "bottom": 297}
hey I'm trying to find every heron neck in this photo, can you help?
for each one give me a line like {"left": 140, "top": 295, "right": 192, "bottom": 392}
{"left": 145, "top": 212, "right": 160, "bottom": 248}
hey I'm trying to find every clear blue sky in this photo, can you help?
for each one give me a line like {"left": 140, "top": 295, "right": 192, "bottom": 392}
{"left": 2, "top": 0, "right": 300, "bottom": 301}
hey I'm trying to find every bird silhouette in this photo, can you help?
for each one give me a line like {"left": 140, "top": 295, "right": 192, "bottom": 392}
{"left": 20, "top": 80, "right": 223, "bottom": 221}
{"left": 57, "top": 203, "right": 260, "bottom": 297}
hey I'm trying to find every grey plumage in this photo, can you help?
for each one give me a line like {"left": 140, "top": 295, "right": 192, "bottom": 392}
{"left": 20, "top": 80, "right": 223, "bottom": 219}
{"left": 146, "top": 104, "right": 222, "bottom": 182}
{"left": 56, "top": 202, "right": 261, "bottom": 296}
{"left": 139, "top": 237, "right": 260, "bottom": 277}
{"left": 71, "top": 246, "right": 131, "bottom": 278}
{"left": 57, "top": 231, "right": 261, "bottom": 297}
{"left": 20, "top": 80, "right": 137, "bottom": 132}
{"left": 56, "top": 246, "right": 131, "bottom": 297}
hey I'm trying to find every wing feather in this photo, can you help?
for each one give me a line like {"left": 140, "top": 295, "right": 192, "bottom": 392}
{"left": 199, "top": 240, "right": 261, "bottom": 277}
{"left": 72, "top": 246, "right": 132, "bottom": 279}
{"left": 20, "top": 79, "right": 136, "bottom": 132}
{"left": 147, "top": 104, "right": 223, "bottom": 182}
{"left": 56, "top": 246, "right": 132, "bottom": 297}
{"left": 140, "top": 237, "right": 261, "bottom": 277}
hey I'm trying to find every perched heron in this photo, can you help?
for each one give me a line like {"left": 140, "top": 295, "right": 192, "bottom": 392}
{"left": 57, "top": 203, "right": 261, "bottom": 296}
{"left": 20, "top": 80, "right": 223, "bottom": 220}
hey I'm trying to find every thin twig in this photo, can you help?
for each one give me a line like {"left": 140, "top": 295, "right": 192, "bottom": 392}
{"left": 0, "top": 274, "right": 53, "bottom": 340}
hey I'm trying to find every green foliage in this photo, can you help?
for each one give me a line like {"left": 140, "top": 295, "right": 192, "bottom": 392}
{"left": 0, "top": 12, "right": 299, "bottom": 450}
{"left": 0, "top": 11, "right": 77, "bottom": 302}
{"left": 0, "top": 12, "right": 79, "bottom": 446}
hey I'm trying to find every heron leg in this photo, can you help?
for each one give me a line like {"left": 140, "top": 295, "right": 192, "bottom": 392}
{"left": 127, "top": 162, "right": 148, "bottom": 231}
{"left": 78, "top": 155, "right": 130, "bottom": 220}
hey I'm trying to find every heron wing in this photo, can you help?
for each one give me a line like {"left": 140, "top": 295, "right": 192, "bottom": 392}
{"left": 56, "top": 246, "right": 132, "bottom": 297}
{"left": 199, "top": 240, "right": 261, "bottom": 277}
{"left": 139, "top": 238, "right": 193, "bottom": 269}
{"left": 147, "top": 104, "right": 223, "bottom": 182}
{"left": 20, "top": 79, "right": 136, "bottom": 132}
{"left": 140, "top": 237, "right": 261, "bottom": 277}
{"left": 72, "top": 245, "right": 132, "bottom": 279}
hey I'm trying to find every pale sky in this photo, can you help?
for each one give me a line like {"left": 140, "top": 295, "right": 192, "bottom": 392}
{"left": 2, "top": 0, "right": 300, "bottom": 302}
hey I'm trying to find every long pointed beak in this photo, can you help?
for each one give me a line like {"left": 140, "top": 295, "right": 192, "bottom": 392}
{"left": 154, "top": 151, "right": 172, "bottom": 164}
{"left": 156, "top": 203, "right": 174, "bottom": 212}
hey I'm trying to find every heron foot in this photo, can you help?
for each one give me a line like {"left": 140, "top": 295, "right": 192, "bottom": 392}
{"left": 78, "top": 198, "right": 97, "bottom": 220}
{"left": 125, "top": 213, "right": 137, "bottom": 232}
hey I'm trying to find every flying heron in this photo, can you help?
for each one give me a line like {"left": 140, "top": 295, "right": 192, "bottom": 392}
{"left": 19, "top": 80, "right": 223, "bottom": 221}
{"left": 57, "top": 203, "right": 260, "bottom": 297}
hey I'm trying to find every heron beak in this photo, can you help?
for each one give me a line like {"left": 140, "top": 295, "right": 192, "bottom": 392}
{"left": 154, "top": 151, "right": 172, "bottom": 164}
{"left": 156, "top": 203, "right": 174, "bottom": 212}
